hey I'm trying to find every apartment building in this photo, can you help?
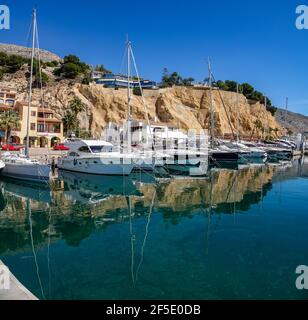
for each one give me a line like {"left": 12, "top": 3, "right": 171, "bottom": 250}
{"left": 0, "top": 87, "right": 64, "bottom": 147}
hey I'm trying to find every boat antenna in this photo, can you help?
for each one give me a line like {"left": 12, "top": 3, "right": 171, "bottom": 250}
{"left": 26, "top": 8, "right": 36, "bottom": 157}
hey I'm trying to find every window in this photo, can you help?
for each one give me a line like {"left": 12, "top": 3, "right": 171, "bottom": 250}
{"left": 69, "top": 152, "right": 78, "bottom": 157}
{"left": 5, "top": 99, "right": 15, "bottom": 106}
{"left": 31, "top": 111, "right": 36, "bottom": 117}
{"left": 90, "top": 145, "right": 112, "bottom": 153}
{"left": 78, "top": 146, "right": 90, "bottom": 153}
{"left": 153, "top": 127, "right": 165, "bottom": 133}
{"left": 53, "top": 124, "right": 61, "bottom": 133}
{"left": 30, "top": 123, "right": 36, "bottom": 131}
{"left": 37, "top": 124, "right": 46, "bottom": 132}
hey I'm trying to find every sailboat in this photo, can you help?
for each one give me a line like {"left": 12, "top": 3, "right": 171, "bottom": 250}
{"left": 0, "top": 9, "right": 51, "bottom": 183}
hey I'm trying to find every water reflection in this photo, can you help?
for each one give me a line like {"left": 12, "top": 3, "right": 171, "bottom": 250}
{"left": 0, "top": 161, "right": 305, "bottom": 254}
{"left": 0, "top": 158, "right": 307, "bottom": 299}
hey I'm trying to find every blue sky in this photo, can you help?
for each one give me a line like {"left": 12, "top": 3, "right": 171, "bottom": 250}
{"left": 1, "top": 0, "right": 308, "bottom": 115}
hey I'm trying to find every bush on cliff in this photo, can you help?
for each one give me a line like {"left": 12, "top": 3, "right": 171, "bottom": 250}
{"left": 53, "top": 54, "right": 90, "bottom": 80}
{"left": 0, "top": 52, "right": 28, "bottom": 73}
{"left": 213, "top": 80, "right": 277, "bottom": 115}
{"left": 161, "top": 68, "right": 195, "bottom": 87}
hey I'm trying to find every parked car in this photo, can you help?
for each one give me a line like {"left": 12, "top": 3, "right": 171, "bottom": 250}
{"left": 1, "top": 144, "right": 25, "bottom": 151}
{"left": 53, "top": 143, "right": 69, "bottom": 151}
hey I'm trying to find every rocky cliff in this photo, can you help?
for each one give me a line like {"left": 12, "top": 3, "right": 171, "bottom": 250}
{"left": 275, "top": 108, "right": 308, "bottom": 134}
{"left": 0, "top": 43, "right": 62, "bottom": 62}
{"left": 0, "top": 66, "right": 282, "bottom": 138}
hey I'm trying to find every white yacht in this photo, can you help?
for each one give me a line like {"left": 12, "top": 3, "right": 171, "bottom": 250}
{"left": 57, "top": 139, "right": 142, "bottom": 175}
{"left": 221, "top": 141, "right": 267, "bottom": 160}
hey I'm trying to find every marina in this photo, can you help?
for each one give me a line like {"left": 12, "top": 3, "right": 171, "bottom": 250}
{"left": 1, "top": 2, "right": 308, "bottom": 303}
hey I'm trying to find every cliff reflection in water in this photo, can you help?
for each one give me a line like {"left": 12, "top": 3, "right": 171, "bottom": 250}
{"left": 0, "top": 163, "right": 287, "bottom": 255}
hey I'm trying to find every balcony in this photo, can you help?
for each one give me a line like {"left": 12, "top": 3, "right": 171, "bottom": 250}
{"left": 37, "top": 122, "right": 61, "bottom": 134}
{"left": 37, "top": 117, "right": 62, "bottom": 123}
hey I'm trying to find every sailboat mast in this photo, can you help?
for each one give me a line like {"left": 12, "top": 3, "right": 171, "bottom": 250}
{"left": 26, "top": 9, "right": 36, "bottom": 157}
{"left": 264, "top": 95, "right": 267, "bottom": 140}
{"left": 125, "top": 38, "right": 132, "bottom": 151}
{"left": 127, "top": 39, "right": 132, "bottom": 121}
{"left": 236, "top": 83, "right": 239, "bottom": 143}
{"left": 208, "top": 58, "right": 214, "bottom": 149}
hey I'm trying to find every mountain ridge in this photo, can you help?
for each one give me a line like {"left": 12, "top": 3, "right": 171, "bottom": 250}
{"left": 0, "top": 43, "right": 62, "bottom": 63}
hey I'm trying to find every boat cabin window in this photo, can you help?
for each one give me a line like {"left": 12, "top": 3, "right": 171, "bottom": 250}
{"left": 153, "top": 127, "right": 165, "bottom": 133}
{"left": 78, "top": 146, "right": 91, "bottom": 153}
{"left": 69, "top": 152, "right": 79, "bottom": 157}
{"left": 89, "top": 145, "right": 113, "bottom": 153}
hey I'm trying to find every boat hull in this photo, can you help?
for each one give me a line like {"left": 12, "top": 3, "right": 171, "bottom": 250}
{"left": 210, "top": 151, "right": 239, "bottom": 162}
{"left": 57, "top": 157, "right": 135, "bottom": 175}
{"left": 0, "top": 163, "right": 51, "bottom": 182}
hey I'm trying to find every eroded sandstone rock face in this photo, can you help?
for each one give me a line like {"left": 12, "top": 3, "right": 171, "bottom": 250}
{"left": 0, "top": 73, "right": 282, "bottom": 138}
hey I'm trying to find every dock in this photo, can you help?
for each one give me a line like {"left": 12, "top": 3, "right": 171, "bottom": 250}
{"left": 0, "top": 260, "right": 38, "bottom": 300}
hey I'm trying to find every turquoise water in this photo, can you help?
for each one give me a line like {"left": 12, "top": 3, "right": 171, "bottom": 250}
{"left": 0, "top": 159, "right": 308, "bottom": 300}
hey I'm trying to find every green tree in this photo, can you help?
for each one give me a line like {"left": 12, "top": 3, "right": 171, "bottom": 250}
{"left": 62, "top": 111, "right": 76, "bottom": 134}
{"left": 62, "top": 62, "right": 81, "bottom": 79}
{"left": 133, "top": 87, "right": 142, "bottom": 96}
{"left": 32, "top": 71, "right": 49, "bottom": 88}
{"left": 82, "top": 76, "right": 91, "bottom": 84}
{"left": 6, "top": 55, "right": 27, "bottom": 73}
{"left": 94, "top": 64, "right": 111, "bottom": 74}
{"left": 53, "top": 55, "right": 90, "bottom": 80}
{"left": 161, "top": 70, "right": 184, "bottom": 87}
{"left": 0, "top": 111, "right": 21, "bottom": 143}
{"left": 182, "top": 77, "right": 195, "bottom": 86}
{"left": 64, "top": 55, "right": 81, "bottom": 65}
{"left": 44, "top": 60, "right": 59, "bottom": 68}
{"left": 62, "top": 98, "right": 87, "bottom": 136}
{"left": 241, "top": 83, "right": 254, "bottom": 96}
{"left": 0, "top": 52, "right": 8, "bottom": 66}
{"left": 69, "top": 97, "right": 86, "bottom": 114}
{"left": 224, "top": 80, "right": 238, "bottom": 92}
